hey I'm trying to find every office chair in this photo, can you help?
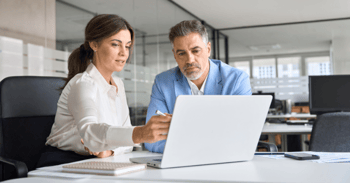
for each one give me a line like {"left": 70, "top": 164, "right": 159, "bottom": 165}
{"left": 258, "top": 141, "right": 278, "bottom": 152}
{"left": 0, "top": 76, "right": 65, "bottom": 181}
{"left": 309, "top": 112, "right": 350, "bottom": 152}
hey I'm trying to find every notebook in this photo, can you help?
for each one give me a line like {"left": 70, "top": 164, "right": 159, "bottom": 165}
{"left": 62, "top": 161, "right": 146, "bottom": 176}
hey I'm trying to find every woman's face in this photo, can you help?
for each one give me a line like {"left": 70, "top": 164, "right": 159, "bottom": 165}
{"left": 92, "top": 29, "right": 132, "bottom": 72}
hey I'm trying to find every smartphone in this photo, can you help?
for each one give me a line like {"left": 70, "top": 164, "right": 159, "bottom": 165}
{"left": 284, "top": 153, "right": 320, "bottom": 160}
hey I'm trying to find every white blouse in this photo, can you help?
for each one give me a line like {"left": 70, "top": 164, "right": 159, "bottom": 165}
{"left": 46, "top": 63, "right": 135, "bottom": 156}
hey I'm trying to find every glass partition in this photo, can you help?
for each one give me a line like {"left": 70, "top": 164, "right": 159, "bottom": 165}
{"left": 0, "top": 0, "right": 229, "bottom": 126}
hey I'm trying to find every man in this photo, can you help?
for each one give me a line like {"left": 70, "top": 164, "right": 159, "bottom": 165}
{"left": 145, "top": 20, "right": 252, "bottom": 153}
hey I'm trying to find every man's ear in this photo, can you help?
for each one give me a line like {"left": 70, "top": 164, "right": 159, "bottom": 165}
{"left": 207, "top": 42, "right": 211, "bottom": 58}
{"left": 172, "top": 48, "right": 176, "bottom": 59}
{"left": 89, "top": 41, "right": 98, "bottom": 51}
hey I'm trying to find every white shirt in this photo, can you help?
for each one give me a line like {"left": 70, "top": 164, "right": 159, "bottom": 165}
{"left": 186, "top": 75, "right": 208, "bottom": 95}
{"left": 46, "top": 63, "right": 135, "bottom": 156}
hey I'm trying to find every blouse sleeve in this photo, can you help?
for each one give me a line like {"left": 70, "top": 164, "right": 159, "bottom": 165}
{"left": 67, "top": 77, "right": 135, "bottom": 152}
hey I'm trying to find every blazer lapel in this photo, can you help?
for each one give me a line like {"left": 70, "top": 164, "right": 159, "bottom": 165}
{"left": 204, "top": 59, "right": 223, "bottom": 95}
{"left": 174, "top": 67, "right": 191, "bottom": 97}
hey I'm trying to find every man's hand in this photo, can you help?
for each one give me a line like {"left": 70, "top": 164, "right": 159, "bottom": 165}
{"left": 81, "top": 139, "right": 113, "bottom": 158}
{"left": 132, "top": 113, "right": 172, "bottom": 144}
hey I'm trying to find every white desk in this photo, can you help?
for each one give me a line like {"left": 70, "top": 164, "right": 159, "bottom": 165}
{"left": 264, "top": 113, "right": 315, "bottom": 152}
{"left": 262, "top": 123, "right": 313, "bottom": 151}
{"left": 262, "top": 123, "right": 312, "bottom": 134}
{"left": 6, "top": 151, "right": 349, "bottom": 183}
{"left": 3, "top": 177, "right": 169, "bottom": 183}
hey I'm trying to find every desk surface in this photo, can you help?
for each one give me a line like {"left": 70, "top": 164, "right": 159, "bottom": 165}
{"left": 266, "top": 113, "right": 316, "bottom": 119}
{"left": 20, "top": 151, "right": 350, "bottom": 183}
{"left": 3, "top": 177, "right": 169, "bottom": 183}
{"left": 262, "top": 123, "right": 312, "bottom": 134}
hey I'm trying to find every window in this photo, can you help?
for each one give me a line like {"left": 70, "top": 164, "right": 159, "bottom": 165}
{"left": 277, "top": 57, "right": 301, "bottom": 78}
{"left": 305, "top": 56, "right": 331, "bottom": 76}
{"left": 253, "top": 58, "right": 276, "bottom": 79}
{"left": 229, "top": 61, "right": 250, "bottom": 77}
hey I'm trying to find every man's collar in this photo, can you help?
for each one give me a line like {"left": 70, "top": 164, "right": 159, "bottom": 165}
{"left": 86, "top": 63, "right": 114, "bottom": 94}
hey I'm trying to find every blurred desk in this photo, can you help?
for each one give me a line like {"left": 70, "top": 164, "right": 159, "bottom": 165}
{"left": 265, "top": 113, "right": 315, "bottom": 152}
{"left": 262, "top": 123, "right": 312, "bottom": 151}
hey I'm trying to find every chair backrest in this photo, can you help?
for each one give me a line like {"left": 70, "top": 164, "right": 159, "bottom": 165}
{"left": 309, "top": 112, "right": 350, "bottom": 152}
{"left": 0, "top": 76, "right": 65, "bottom": 175}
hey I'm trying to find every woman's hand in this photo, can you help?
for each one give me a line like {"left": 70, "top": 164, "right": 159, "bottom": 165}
{"left": 132, "top": 113, "right": 172, "bottom": 144}
{"left": 81, "top": 139, "right": 114, "bottom": 158}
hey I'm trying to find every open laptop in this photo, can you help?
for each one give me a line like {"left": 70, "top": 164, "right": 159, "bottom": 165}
{"left": 130, "top": 95, "right": 272, "bottom": 168}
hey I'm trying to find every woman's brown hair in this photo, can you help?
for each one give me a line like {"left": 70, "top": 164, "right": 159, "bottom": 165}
{"left": 58, "top": 14, "right": 135, "bottom": 92}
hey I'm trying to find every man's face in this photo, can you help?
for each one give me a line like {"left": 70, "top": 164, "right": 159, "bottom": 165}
{"left": 172, "top": 33, "right": 211, "bottom": 80}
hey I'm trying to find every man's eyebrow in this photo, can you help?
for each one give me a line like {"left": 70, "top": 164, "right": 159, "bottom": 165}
{"left": 110, "top": 39, "right": 132, "bottom": 44}
{"left": 191, "top": 46, "right": 201, "bottom": 50}
{"left": 175, "top": 49, "right": 185, "bottom": 54}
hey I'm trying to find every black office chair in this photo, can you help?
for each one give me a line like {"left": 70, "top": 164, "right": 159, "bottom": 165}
{"left": 258, "top": 141, "right": 278, "bottom": 152}
{"left": 309, "top": 112, "right": 350, "bottom": 152}
{"left": 0, "top": 76, "right": 65, "bottom": 181}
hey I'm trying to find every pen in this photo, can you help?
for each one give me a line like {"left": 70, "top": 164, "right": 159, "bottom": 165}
{"left": 254, "top": 152, "right": 285, "bottom": 155}
{"left": 155, "top": 110, "right": 166, "bottom": 116}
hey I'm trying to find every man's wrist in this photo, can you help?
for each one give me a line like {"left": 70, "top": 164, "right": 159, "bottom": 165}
{"left": 132, "top": 126, "right": 143, "bottom": 144}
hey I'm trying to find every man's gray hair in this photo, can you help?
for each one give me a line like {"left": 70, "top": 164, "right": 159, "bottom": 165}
{"left": 169, "top": 20, "right": 208, "bottom": 47}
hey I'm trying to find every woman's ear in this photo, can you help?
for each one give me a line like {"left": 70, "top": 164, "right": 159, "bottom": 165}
{"left": 89, "top": 41, "right": 98, "bottom": 52}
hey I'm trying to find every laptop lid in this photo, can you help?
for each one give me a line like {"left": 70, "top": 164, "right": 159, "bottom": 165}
{"left": 160, "top": 95, "right": 271, "bottom": 168}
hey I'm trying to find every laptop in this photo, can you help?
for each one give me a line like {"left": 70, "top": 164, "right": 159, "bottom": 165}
{"left": 130, "top": 95, "right": 272, "bottom": 168}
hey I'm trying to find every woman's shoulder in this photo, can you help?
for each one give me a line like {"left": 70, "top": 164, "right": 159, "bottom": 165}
{"left": 66, "top": 72, "right": 98, "bottom": 91}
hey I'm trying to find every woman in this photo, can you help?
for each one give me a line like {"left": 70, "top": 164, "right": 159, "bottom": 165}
{"left": 37, "top": 14, "right": 171, "bottom": 168}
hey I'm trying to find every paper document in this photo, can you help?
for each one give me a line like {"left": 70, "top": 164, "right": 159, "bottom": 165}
{"left": 259, "top": 152, "right": 350, "bottom": 163}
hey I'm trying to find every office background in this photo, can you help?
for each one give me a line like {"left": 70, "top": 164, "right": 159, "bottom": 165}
{"left": 0, "top": 0, "right": 350, "bottom": 126}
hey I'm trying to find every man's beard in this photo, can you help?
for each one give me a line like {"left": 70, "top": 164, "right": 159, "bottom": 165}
{"left": 182, "top": 63, "right": 204, "bottom": 80}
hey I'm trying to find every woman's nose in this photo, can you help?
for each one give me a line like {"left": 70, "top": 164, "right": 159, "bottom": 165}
{"left": 119, "top": 46, "right": 127, "bottom": 56}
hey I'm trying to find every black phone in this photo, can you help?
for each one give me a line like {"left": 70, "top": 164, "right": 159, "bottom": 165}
{"left": 284, "top": 153, "right": 320, "bottom": 160}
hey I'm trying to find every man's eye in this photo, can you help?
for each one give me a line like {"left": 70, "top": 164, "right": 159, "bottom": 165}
{"left": 193, "top": 50, "right": 199, "bottom": 53}
{"left": 178, "top": 52, "right": 185, "bottom": 56}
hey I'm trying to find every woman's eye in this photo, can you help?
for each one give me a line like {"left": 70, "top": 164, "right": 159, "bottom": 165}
{"left": 112, "top": 43, "right": 118, "bottom": 47}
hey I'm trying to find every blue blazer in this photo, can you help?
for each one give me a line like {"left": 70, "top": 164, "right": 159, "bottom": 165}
{"left": 144, "top": 59, "right": 252, "bottom": 153}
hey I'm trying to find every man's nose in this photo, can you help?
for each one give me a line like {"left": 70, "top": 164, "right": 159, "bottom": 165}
{"left": 185, "top": 52, "right": 195, "bottom": 63}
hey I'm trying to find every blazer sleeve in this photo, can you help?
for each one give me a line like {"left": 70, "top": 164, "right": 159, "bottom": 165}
{"left": 144, "top": 75, "right": 169, "bottom": 153}
{"left": 232, "top": 71, "right": 252, "bottom": 95}
{"left": 68, "top": 79, "right": 135, "bottom": 152}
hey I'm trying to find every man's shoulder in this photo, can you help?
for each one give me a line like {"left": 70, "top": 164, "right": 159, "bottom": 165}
{"left": 211, "top": 59, "right": 248, "bottom": 78}
{"left": 155, "top": 66, "right": 179, "bottom": 83}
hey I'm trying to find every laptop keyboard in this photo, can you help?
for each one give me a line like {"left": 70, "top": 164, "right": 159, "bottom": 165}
{"left": 153, "top": 159, "right": 162, "bottom": 162}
